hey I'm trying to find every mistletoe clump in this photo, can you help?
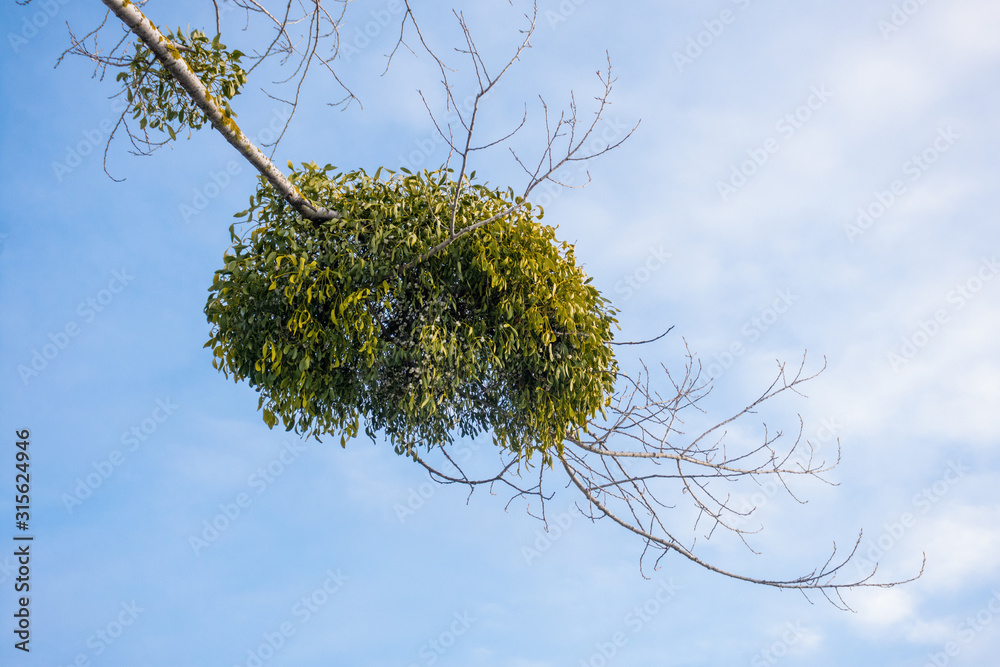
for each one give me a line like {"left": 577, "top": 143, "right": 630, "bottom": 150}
{"left": 117, "top": 27, "right": 247, "bottom": 141}
{"left": 205, "top": 164, "right": 618, "bottom": 462}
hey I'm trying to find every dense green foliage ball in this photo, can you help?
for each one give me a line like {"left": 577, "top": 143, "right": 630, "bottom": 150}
{"left": 205, "top": 163, "right": 618, "bottom": 462}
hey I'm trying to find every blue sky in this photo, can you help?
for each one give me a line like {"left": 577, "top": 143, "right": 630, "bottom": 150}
{"left": 2, "top": 0, "right": 999, "bottom": 665}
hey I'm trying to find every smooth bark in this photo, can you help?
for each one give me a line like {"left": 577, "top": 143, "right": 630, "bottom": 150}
{"left": 100, "top": 0, "right": 339, "bottom": 221}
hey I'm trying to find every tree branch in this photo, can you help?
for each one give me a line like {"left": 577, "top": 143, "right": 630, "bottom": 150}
{"left": 98, "top": 0, "right": 339, "bottom": 221}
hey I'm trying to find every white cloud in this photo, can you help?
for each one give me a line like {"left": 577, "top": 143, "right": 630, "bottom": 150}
{"left": 935, "top": 0, "right": 1000, "bottom": 60}
{"left": 851, "top": 588, "right": 920, "bottom": 634}
{"left": 829, "top": 50, "right": 942, "bottom": 129}
{"left": 914, "top": 504, "right": 1000, "bottom": 590}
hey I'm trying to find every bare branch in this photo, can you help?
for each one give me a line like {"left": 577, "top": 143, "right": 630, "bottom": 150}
{"left": 405, "top": 345, "right": 922, "bottom": 609}
{"left": 388, "top": 4, "right": 637, "bottom": 270}
{"left": 611, "top": 326, "right": 675, "bottom": 346}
